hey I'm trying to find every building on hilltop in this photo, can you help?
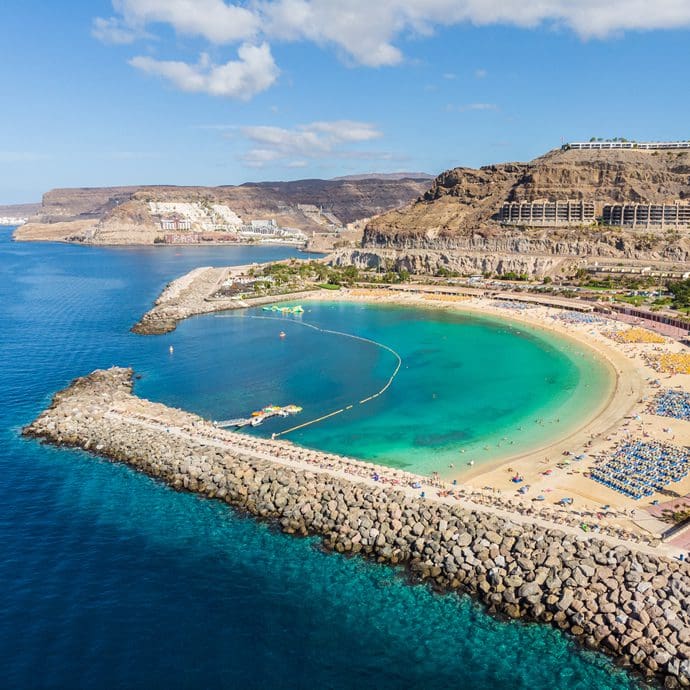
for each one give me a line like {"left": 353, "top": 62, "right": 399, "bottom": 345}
{"left": 586, "top": 263, "right": 690, "bottom": 280}
{"left": 564, "top": 141, "right": 690, "bottom": 151}
{"left": 160, "top": 215, "right": 192, "bottom": 231}
{"left": 0, "top": 216, "right": 28, "bottom": 225}
{"left": 602, "top": 203, "right": 690, "bottom": 229}
{"left": 499, "top": 200, "right": 595, "bottom": 226}
{"left": 297, "top": 204, "right": 321, "bottom": 213}
{"left": 250, "top": 219, "right": 277, "bottom": 231}
{"left": 163, "top": 232, "right": 199, "bottom": 244}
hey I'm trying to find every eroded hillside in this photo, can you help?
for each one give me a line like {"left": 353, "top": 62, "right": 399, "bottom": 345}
{"left": 14, "top": 177, "right": 431, "bottom": 245}
{"left": 333, "top": 148, "right": 690, "bottom": 277}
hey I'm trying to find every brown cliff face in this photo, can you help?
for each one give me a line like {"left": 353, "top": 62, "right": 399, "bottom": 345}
{"left": 16, "top": 177, "right": 431, "bottom": 244}
{"left": 38, "top": 186, "right": 141, "bottom": 221}
{"left": 357, "top": 148, "right": 690, "bottom": 276}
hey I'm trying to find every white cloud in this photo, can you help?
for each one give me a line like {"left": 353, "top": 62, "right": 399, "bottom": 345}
{"left": 92, "top": 17, "right": 143, "bottom": 44}
{"left": 108, "top": 0, "right": 258, "bottom": 43}
{"left": 129, "top": 43, "right": 278, "bottom": 99}
{"left": 96, "top": 1, "right": 690, "bottom": 96}
{"left": 258, "top": 0, "right": 690, "bottom": 66}
{"left": 238, "top": 120, "right": 383, "bottom": 166}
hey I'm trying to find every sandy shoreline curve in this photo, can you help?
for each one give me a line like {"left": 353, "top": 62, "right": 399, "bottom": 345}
{"left": 132, "top": 269, "right": 690, "bottom": 531}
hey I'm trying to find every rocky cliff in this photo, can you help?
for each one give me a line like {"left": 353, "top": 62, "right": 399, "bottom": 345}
{"left": 342, "top": 148, "right": 690, "bottom": 276}
{"left": 14, "top": 177, "right": 430, "bottom": 245}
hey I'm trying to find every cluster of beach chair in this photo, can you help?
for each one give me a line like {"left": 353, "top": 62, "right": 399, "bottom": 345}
{"left": 604, "top": 326, "right": 665, "bottom": 344}
{"left": 647, "top": 352, "right": 690, "bottom": 375}
{"left": 422, "top": 294, "right": 470, "bottom": 302}
{"left": 589, "top": 441, "right": 689, "bottom": 499}
{"left": 649, "top": 389, "right": 690, "bottom": 422}
{"left": 549, "top": 312, "right": 604, "bottom": 325}
{"left": 490, "top": 300, "right": 535, "bottom": 311}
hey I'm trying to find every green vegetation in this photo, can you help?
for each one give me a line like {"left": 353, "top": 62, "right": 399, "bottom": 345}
{"left": 252, "top": 259, "right": 413, "bottom": 291}
{"left": 435, "top": 267, "right": 460, "bottom": 278}
{"left": 497, "top": 271, "right": 529, "bottom": 281}
{"left": 668, "top": 278, "right": 690, "bottom": 311}
{"left": 570, "top": 268, "right": 661, "bottom": 291}
{"left": 661, "top": 506, "right": 690, "bottom": 525}
{"left": 614, "top": 294, "right": 646, "bottom": 307}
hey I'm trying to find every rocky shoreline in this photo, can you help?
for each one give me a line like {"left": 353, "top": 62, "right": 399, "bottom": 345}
{"left": 24, "top": 367, "right": 690, "bottom": 687}
{"left": 131, "top": 265, "right": 317, "bottom": 334}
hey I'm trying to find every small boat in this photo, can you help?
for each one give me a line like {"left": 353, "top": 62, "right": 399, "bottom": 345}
{"left": 279, "top": 331, "right": 286, "bottom": 338}
{"left": 169, "top": 345, "right": 174, "bottom": 354}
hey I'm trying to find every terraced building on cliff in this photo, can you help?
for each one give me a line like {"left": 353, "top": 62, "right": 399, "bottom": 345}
{"left": 603, "top": 203, "right": 690, "bottom": 229}
{"left": 499, "top": 200, "right": 595, "bottom": 226}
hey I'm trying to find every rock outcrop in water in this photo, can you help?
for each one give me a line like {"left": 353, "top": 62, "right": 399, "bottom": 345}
{"left": 24, "top": 367, "right": 690, "bottom": 687}
{"left": 332, "top": 147, "right": 690, "bottom": 277}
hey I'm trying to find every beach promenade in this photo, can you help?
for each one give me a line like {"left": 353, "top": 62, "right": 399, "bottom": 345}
{"left": 24, "top": 367, "right": 690, "bottom": 686}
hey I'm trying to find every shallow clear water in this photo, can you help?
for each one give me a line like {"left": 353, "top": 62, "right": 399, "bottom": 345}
{"left": 0, "top": 229, "right": 642, "bottom": 689}
{"left": 143, "top": 300, "right": 610, "bottom": 477}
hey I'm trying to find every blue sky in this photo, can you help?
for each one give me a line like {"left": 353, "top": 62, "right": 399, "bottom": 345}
{"left": 2, "top": 0, "right": 690, "bottom": 203}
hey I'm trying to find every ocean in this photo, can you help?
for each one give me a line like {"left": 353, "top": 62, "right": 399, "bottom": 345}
{"left": 0, "top": 228, "right": 642, "bottom": 689}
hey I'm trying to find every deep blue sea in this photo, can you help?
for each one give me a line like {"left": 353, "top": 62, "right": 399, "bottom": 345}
{"left": 0, "top": 228, "right": 643, "bottom": 689}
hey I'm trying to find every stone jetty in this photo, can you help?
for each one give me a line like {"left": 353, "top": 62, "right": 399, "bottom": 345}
{"left": 25, "top": 368, "right": 690, "bottom": 687}
{"left": 132, "top": 265, "right": 317, "bottom": 334}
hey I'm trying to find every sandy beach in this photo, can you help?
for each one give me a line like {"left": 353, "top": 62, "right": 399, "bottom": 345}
{"left": 133, "top": 269, "right": 690, "bottom": 546}
{"left": 305, "top": 287, "right": 690, "bottom": 530}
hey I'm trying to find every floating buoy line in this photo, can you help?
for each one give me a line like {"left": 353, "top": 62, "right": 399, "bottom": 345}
{"left": 214, "top": 313, "right": 402, "bottom": 437}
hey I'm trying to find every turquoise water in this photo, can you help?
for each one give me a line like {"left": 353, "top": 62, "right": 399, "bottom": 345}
{"left": 0, "top": 228, "right": 642, "bottom": 689}
{"left": 138, "top": 301, "right": 612, "bottom": 477}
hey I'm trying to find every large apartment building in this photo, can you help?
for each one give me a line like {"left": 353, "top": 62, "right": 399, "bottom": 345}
{"left": 499, "top": 200, "right": 595, "bottom": 226}
{"left": 602, "top": 203, "right": 690, "bottom": 229}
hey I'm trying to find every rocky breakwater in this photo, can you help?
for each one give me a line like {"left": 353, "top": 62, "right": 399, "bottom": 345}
{"left": 132, "top": 265, "right": 316, "bottom": 335}
{"left": 25, "top": 367, "right": 690, "bottom": 687}
{"left": 132, "top": 266, "right": 227, "bottom": 334}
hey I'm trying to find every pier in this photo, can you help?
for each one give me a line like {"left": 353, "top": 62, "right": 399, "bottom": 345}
{"left": 23, "top": 367, "right": 690, "bottom": 687}
{"left": 214, "top": 313, "right": 402, "bottom": 438}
